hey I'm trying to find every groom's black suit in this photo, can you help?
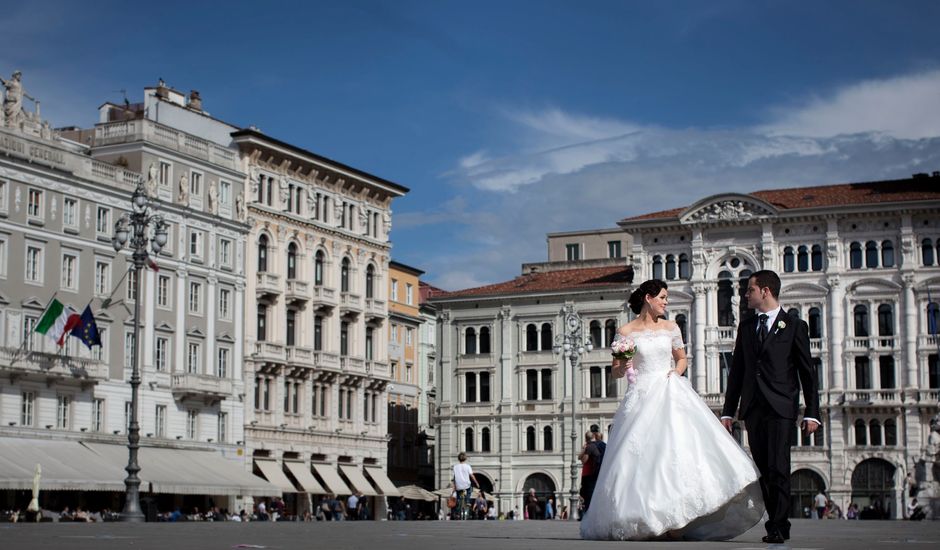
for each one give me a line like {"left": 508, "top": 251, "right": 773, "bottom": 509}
{"left": 722, "top": 309, "right": 819, "bottom": 540}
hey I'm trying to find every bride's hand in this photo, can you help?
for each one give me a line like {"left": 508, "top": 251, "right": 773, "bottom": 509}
{"left": 612, "top": 359, "right": 633, "bottom": 379}
{"left": 667, "top": 369, "right": 680, "bottom": 378}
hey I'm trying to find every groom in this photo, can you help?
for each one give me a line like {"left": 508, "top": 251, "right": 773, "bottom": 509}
{"left": 721, "top": 270, "right": 820, "bottom": 544}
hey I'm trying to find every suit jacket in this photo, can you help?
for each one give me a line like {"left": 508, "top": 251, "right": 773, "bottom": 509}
{"left": 722, "top": 309, "right": 820, "bottom": 421}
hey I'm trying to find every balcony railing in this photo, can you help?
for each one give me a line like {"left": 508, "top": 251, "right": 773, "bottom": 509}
{"left": 170, "top": 373, "right": 233, "bottom": 399}
{"left": 843, "top": 389, "right": 901, "bottom": 405}
{"left": 706, "top": 327, "right": 736, "bottom": 345}
{"left": 254, "top": 341, "right": 286, "bottom": 362}
{"left": 312, "top": 286, "right": 338, "bottom": 307}
{"left": 364, "top": 298, "right": 387, "bottom": 318}
{"left": 846, "top": 336, "right": 897, "bottom": 350}
{"left": 286, "top": 346, "right": 313, "bottom": 365}
{"left": 340, "top": 356, "right": 365, "bottom": 373}
{"left": 518, "top": 350, "right": 556, "bottom": 365}
{"left": 94, "top": 119, "right": 238, "bottom": 170}
{"left": 285, "top": 280, "right": 311, "bottom": 303}
{"left": 457, "top": 353, "right": 495, "bottom": 367}
{"left": 0, "top": 347, "right": 109, "bottom": 382}
{"left": 311, "top": 351, "right": 340, "bottom": 369}
{"left": 256, "top": 272, "right": 281, "bottom": 296}
{"left": 809, "top": 338, "right": 824, "bottom": 352}
{"left": 339, "top": 292, "right": 362, "bottom": 312}
{"left": 919, "top": 334, "right": 939, "bottom": 348}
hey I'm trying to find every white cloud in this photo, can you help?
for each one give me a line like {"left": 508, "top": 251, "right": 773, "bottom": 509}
{"left": 762, "top": 69, "right": 940, "bottom": 139}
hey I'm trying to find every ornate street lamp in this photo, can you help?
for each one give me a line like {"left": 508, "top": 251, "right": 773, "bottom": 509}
{"left": 112, "top": 179, "right": 169, "bottom": 522}
{"left": 552, "top": 304, "right": 593, "bottom": 521}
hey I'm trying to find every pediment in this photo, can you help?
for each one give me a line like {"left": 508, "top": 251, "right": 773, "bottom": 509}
{"left": 187, "top": 327, "right": 205, "bottom": 337}
{"left": 155, "top": 321, "right": 174, "bottom": 333}
{"left": 849, "top": 278, "right": 902, "bottom": 294}
{"left": 216, "top": 332, "right": 235, "bottom": 343}
{"left": 680, "top": 193, "right": 778, "bottom": 225}
{"left": 916, "top": 277, "right": 940, "bottom": 293}
{"left": 21, "top": 296, "right": 45, "bottom": 309}
{"left": 781, "top": 282, "right": 829, "bottom": 299}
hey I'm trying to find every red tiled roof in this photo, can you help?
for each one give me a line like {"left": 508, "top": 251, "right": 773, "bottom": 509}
{"left": 622, "top": 176, "right": 940, "bottom": 222}
{"left": 419, "top": 281, "right": 447, "bottom": 303}
{"left": 433, "top": 265, "right": 634, "bottom": 299}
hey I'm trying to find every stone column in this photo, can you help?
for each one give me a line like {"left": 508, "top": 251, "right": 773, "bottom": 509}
{"left": 175, "top": 267, "right": 188, "bottom": 372}
{"left": 693, "top": 282, "right": 708, "bottom": 393}
{"left": 902, "top": 274, "right": 918, "bottom": 389}
{"left": 206, "top": 276, "right": 217, "bottom": 376}
{"left": 234, "top": 281, "right": 245, "bottom": 382}
{"left": 828, "top": 276, "right": 845, "bottom": 390}
{"left": 143, "top": 265, "right": 156, "bottom": 371}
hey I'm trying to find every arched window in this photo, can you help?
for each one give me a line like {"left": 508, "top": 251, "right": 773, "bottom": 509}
{"left": 314, "top": 251, "right": 324, "bottom": 286}
{"left": 884, "top": 419, "right": 897, "bottom": 446}
{"left": 783, "top": 246, "right": 795, "bottom": 273}
{"left": 257, "top": 234, "right": 269, "bottom": 272}
{"left": 481, "top": 427, "right": 491, "bottom": 453}
{"left": 543, "top": 426, "right": 553, "bottom": 451}
{"left": 605, "top": 319, "right": 617, "bottom": 347}
{"left": 652, "top": 255, "right": 663, "bottom": 280}
{"left": 865, "top": 241, "right": 879, "bottom": 268}
{"left": 365, "top": 265, "right": 375, "bottom": 298}
{"left": 287, "top": 243, "right": 298, "bottom": 279}
{"left": 853, "top": 305, "right": 869, "bottom": 337}
{"left": 465, "top": 328, "right": 477, "bottom": 355}
{"left": 526, "top": 426, "right": 536, "bottom": 451}
{"left": 479, "top": 327, "right": 491, "bottom": 354}
{"left": 854, "top": 419, "right": 867, "bottom": 445}
{"left": 465, "top": 428, "right": 474, "bottom": 452}
{"left": 877, "top": 304, "right": 894, "bottom": 336}
{"left": 811, "top": 244, "right": 823, "bottom": 271}
{"left": 797, "top": 245, "right": 809, "bottom": 272}
{"left": 665, "top": 255, "right": 676, "bottom": 280}
{"left": 340, "top": 258, "right": 350, "bottom": 292}
{"left": 675, "top": 314, "right": 687, "bottom": 344}
{"left": 788, "top": 308, "right": 800, "bottom": 320}
{"left": 881, "top": 240, "right": 895, "bottom": 268}
{"left": 808, "top": 307, "right": 822, "bottom": 339}
{"left": 869, "top": 420, "right": 882, "bottom": 446}
{"left": 923, "top": 238, "right": 936, "bottom": 266}
{"left": 678, "top": 254, "right": 690, "bottom": 279}
{"left": 526, "top": 324, "right": 538, "bottom": 351}
{"left": 850, "top": 242, "right": 862, "bottom": 269}
{"left": 540, "top": 323, "right": 553, "bottom": 350}
{"left": 589, "top": 321, "right": 602, "bottom": 348}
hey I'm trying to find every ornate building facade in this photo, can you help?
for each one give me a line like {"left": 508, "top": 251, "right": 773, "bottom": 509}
{"left": 549, "top": 175, "right": 940, "bottom": 518}
{"left": 236, "top": 129, "right": 408, "bottom": 517}
{"left": 0, "top": 78, "right": 271, "bottom": 514}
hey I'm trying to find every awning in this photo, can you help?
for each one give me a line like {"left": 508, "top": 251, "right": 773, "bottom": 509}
{"left": 284, "top": 461, "right": 326, "bottom": 494}
{"left": 83, "top": 443, "right": 278, "bottom": 496}
{"left": 255, "top": 460, "right": 299, "bottom": 493}
{"left": 311, "top": 463, "right": 352, "bottom": 495}
{"left": 339, "top": 464, "right": 378, "bottom": 496}
{"left": 0, "top": 438, "right": 125, "bottom": 491}
{"left": 364, "top": 466, "right": 401, "bottom": 497}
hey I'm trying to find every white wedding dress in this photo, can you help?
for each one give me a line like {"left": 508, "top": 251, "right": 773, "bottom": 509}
{"left": 580, "top": 327, "right": 764, "bottom": 541}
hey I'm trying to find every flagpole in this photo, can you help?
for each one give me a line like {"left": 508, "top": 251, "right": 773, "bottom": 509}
{"left": 9, "top": 292, "right": 59, "bottom": 367}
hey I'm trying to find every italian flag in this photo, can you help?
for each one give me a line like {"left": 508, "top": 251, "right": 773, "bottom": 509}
{"left": 35, "top": 299, "right": 81, "bottom": 346}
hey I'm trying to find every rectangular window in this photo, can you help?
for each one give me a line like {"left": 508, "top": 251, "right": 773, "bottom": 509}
{"left": 314, "top": 316, "right": 323, "bottom": 351}
{"left": 157, "top": 275, "right": 170, "bottom": 307}
{"left": 126, "top": 269, "right": 138, "bottom": 302}
{"left": 187, "top": 342, "right": 201, "bottom": 374}
{"left": 155, "top": 405, "right": 166, "bottom": 437}
{"left": 92, "top": 327, "right": 108, "bottom": 362}
{"left": 23, "top": 316, "right": 38, "bottom": 352}
{"left": 566, "top": 243, "right": 580, "bottom": 261}
{"left": 541, "top": 368, "right": 553, "bottom": 400}
{"left": 480, "top": 372, "right": 491, "bottom": 402}
{"left": 159, "top": 161, "right": 171, "bottom": 187}
{"left": 0, "top": 179, "right": 7, "bottom": 213}
{"left": 56, "top": 395, "right": 71, "bottom": 429}
{"left": 124, "top": 330, "right": 136, "bottom": 368}
{"left": 190, "top": 171, "right": 202, "bottom": 198}
{"left": 27, "top": 188, "right": 43, "bottom": 218}
{"left": 406, "top": 327, "right": 413, "bottom": 346}
{"left": 217, "top": 412, "right": 227, "bottom": 443}
{"left": 95, "top": 206, "right": 111, "bottom": 236}
{"left": 311, "top": 385, "right": 319, "bottom": 417}
{"left": 63, "top": 197, "right": 78, "bottom": 229}
{"left": 0, "top": 237, "right": 7, "bottom": 278}
{"left": 526, "top": 369, "right": 539, "bottom": 400}
{"left": 94, "top": 261, "right": 110, "bottom": 295}
{"left": 590, "top": 367, "right": 603, "bottom": 398}
{"left": 62, "top": 252, "right": 78, "bottom": 290}
{"left": 217, "top": 347, "right": 229, "bottom": 378}
{"left": 391, "top": 279, "right": 399, "bottom": 302}
{"left": 187, "top": 410, "right": 198, "bottom": 440}
{"left": 607, "top": 240, "right": 622, "bottom": 259}
{"left": 21, "top": 392, "right": 35, "bottom": 426}
{"left": 92, "top": 398, "right": 105, "bottom": 432}
{"left": 189, "top": 281, "right": 202, "bottom": 313}
{"left": 25, "top": 245, "right": 42, "bottom": 282}
{"left": 929, "top": 354, "right": 939, "bottom": 389}
{"left": 340, "top": 321, "right": 349, "bottom": 356}
{"left": 124, "top": 401, "right": 132, "bottom": 434}
{"left": 219, "top": 288, "right": 231, "bottom": 319}
{"left": 189, "top": 230, "right": 203, "bottom": 258}
{"left": 155, "top": 337, "right": 168, "bottom": 372}
{"left": 855, "top": 357, "right": 872, "bottom": 389}
{"left": 406, "top": 283, "right": 414, "bottom": 305}
{"left": 219, "top": 181, "right": 231, "bottom": 208}
{"left": 219, "top": 238, "right": 231, "bottom": 266}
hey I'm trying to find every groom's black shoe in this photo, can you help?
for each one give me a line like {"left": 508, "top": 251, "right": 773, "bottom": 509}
{"left": 762, "top": 533, "right": 785, "bottom": 544}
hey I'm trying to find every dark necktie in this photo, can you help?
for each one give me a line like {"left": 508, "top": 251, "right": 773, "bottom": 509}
{"left": 758, "top": 314, "right": 769, "bottom": 345}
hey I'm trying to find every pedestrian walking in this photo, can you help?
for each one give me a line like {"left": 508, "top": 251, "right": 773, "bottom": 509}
{"left": 452, "top": 452, "right": 479, "bottom": 520}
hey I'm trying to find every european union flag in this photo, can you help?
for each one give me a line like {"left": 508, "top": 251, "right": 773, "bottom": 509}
{"left": 70, "top": 305, "right": 102, "bottom": 349}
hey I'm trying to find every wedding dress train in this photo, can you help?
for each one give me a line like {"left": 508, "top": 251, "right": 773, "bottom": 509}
{"left": 579, "top": 327, "right": 764, "bottom": 541}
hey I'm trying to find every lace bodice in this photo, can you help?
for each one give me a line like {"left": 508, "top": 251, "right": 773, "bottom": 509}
{"left": 624, "top": 327, "right": 684, "bottom": 376}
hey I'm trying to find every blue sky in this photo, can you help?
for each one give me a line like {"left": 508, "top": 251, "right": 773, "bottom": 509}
{"left": 6, "top": 1, "right": 940, "bottom": 289}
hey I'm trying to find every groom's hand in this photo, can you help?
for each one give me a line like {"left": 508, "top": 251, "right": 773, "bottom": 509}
{"left": 720, "top": 418, "right": 733, "bottom": 433}
{"left": 802, "top": 419, "right": 820, "bottom": 435}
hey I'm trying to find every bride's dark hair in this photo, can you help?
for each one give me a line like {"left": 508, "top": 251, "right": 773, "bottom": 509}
{"left": 628, "top": 279, "right": 668, "bottom": 315}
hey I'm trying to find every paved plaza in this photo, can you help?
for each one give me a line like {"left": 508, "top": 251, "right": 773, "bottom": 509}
{"left": 1, "top": 519, "right": 938, "bottom": 550}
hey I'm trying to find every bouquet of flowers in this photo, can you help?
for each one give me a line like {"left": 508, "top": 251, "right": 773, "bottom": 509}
{"left": 611, "top": 334, "right": 637, "bottom": 384}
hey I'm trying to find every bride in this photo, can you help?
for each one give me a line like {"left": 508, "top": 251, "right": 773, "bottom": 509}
{"left": 580, "top": 279, "right": 764, "bottom": 541}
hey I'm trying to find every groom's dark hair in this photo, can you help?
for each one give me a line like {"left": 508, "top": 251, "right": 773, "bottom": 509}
{"left": 750, "top": 270, "right": 781, "bottom": 298}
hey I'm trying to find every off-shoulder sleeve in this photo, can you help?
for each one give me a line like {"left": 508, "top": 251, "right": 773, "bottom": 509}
{"left": 671, "top": 325, "right": 685, "bottom": 350}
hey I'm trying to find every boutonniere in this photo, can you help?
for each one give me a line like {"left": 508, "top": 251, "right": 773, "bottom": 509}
{"left": 775, "top": 320, "right": 786, "bottom": 333}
